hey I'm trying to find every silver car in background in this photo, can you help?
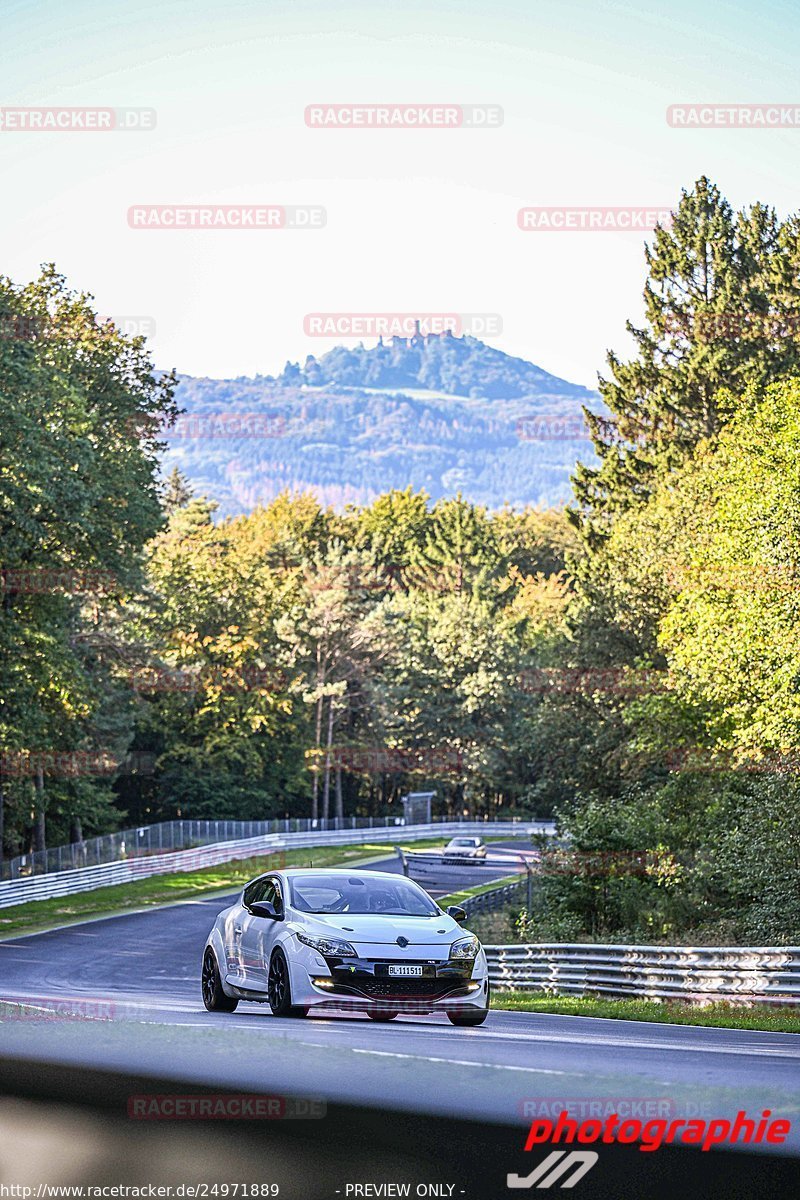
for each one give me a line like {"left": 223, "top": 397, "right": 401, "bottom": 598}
{"left": 442, "top": 836, "right": 487, "bottom": 859}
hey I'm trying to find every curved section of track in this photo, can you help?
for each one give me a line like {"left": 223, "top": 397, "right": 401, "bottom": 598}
{"left": 1, "top": 856, "right": 798, "bottom": 1153}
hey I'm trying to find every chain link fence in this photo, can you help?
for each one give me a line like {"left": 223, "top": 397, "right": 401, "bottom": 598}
{"left": 0, "top": 816, "right": 538, "bottom": 887}
{"left": 0, "top": 815, "right": 436, "bottom": 882}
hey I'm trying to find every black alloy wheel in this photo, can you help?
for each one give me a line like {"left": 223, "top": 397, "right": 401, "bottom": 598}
{"left": 268, "top": 948, "right": 307, "bottom": 1017}
{"left": 202, "top": 949, "right": 239, "bottom": 1013}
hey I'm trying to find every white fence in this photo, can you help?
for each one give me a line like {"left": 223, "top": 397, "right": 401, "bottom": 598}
{"left": 1, "top": 818, "right": 307, "bottom": 881}
{"left": 0, "top": 821, "right": 537, "bottom": 909}
{"left": 485, "top": 943, "right": 800, "bottom": 1006}
{"left": 2, "top": 815, "right": 507, "bottom": 882}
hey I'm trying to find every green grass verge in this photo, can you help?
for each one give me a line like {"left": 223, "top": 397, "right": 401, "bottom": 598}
{"left": 491, "top": 992, "right": 800, "bottom": 1033}
{"left": 436, "top": 879, "right": 800, "bottom": 1033}
{"left": 0, "top": 837, "right": 448, "bottom": 939}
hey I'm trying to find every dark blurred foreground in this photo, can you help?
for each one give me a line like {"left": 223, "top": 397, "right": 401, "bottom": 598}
{"left": 0, "top": 1055, "right": 797, "bottom": 1199}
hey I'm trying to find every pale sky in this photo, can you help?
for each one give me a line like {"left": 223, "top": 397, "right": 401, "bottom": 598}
{"left": 2, "top": 0, "right": 799, "bottom": 389}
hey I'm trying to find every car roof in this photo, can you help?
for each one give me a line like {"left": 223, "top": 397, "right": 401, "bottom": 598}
{"left": 252, "top": 867, "right": 415, "bottom": 880}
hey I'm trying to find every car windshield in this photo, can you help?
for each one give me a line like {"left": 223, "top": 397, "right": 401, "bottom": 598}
{"left": 289, "top": 873, "right": 439, "bottom": 916}
{"left": 451, "top": 838, "right": 477, "bottom": 846}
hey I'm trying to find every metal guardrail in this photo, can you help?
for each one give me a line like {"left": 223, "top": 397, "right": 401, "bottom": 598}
{"left": 1, "top": 814, "right": 531, "bottom": 882}
{"left": 462, "top": 879, "right": 527, "bottom": 915}
{"left": 1, "top": 818, "right": 295, "bottom": 881}
{"left": 485, "top": 943, "right": 800, "bottom": 1006}
{"left": 402, "top": 836, "right": 555, "bottom": 911}
{"left": 0, "top": 820, "right": 535, "bottom": 909}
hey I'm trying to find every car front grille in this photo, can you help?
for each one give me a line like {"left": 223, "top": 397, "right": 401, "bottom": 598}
{"left": 343, "top": 977, "right": 460, "bottom": 999}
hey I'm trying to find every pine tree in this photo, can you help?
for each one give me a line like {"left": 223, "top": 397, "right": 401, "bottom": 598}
{"left": 571, "top": 177, "right": 800, "bottom": 546}
{"left": 162, "top": 467, "right": 194, "bottom": 514}
{"left": 408, "top": 495, "right": 502, "bottom": 596}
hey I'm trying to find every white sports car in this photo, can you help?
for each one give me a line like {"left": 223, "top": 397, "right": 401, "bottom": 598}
{"left": 202, "top": 868, "right": 490, "bottom": 1025}
{"left": 442, "top": 836, "right": 487, "bottom": 859}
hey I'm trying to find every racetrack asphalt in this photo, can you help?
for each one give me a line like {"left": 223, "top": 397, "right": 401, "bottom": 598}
{"left": 1, "top": 849, "right": 798, "bottom": 1154}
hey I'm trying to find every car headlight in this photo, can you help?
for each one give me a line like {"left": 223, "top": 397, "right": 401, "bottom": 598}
{"left": 450, "top": 935, "right": 480, "bottom": 959}
{"left": 297, "top": 932, "right": 357, "bottom": 957}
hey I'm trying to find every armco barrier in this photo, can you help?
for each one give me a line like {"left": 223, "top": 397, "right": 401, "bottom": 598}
{"left": 485, "top": 942, "right": 800, "bottom": 1006}
{"left": 1, "top": 818, "right": 294, "bottom": 881}
{"left": 0, "top": 821, "right": 537, "bottom": 909}
{"left": 3, "top": 814, "right": 519, "bottom": 882}
{"left": 462, "top": 879, "right": 527, "bottom": 915}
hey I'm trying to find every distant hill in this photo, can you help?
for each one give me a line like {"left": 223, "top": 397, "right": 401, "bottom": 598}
{"left": 279, "top": 327, "right": 594, "bottom": 401}
{"left": 163, "top": 332, "right": 600, "bottom": 515}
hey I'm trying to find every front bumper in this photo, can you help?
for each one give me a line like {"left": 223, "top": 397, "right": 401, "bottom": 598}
{"left": 289, "top": 949, "right": 489, "bottom": 1014}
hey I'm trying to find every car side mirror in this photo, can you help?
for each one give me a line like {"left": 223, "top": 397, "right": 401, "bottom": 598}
{"left": 447, "top": 905, "right": 467, "bottom": 924}
{"left": 250, "top": 900, "right": 281, "bottom": 921}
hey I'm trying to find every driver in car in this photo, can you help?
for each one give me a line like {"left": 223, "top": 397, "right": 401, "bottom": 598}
{"left": 367, "top": 889, "right": 396, "bottom": 912}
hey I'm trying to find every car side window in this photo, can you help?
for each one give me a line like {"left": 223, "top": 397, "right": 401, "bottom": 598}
{"left": 243, "top": 877, "right": 269, "bottom": 909}
{"left": 270, "top": 878, "right": 284, "bottom": 916}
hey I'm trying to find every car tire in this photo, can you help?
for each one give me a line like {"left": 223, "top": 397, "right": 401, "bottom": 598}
{"left": 202, "top": 949, "right": 239, "bottom": 1013}
{"left": 268, "top": 948, "right": 307, "bottom": 1017}
{"left": 447, "top": 983, "right": 490, "bottom": 1026}
{"left": 367, "top": 1010, "right": 398, "bottom": 1021}
{"left": 448, "top": 1007, "right": 489, "bottom": 1026}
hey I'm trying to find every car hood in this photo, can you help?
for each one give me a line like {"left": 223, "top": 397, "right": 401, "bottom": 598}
{"left": 293, "top": 912, "right": 462, "bottom": 946}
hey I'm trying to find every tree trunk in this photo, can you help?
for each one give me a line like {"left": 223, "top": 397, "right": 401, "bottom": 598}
{"left": 33, "top": 766, "right": 46, "bottom": 853}
{"left": 0, "top": 773, "right": 5, "bottom": 871}
{"left": 311, "top": 693, "right": 322, "bottom": 821}
{"left": 69, "top": 816, "right": 83, "bottom": 844}
{"left": 335, "top": 762, "right": 343, "bottom": 821}
{"left": 322, "top": 697, "right": 334, "bottom": 822}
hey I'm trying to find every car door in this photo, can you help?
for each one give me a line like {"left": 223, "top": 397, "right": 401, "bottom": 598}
{"left": 224, "top": 878, "right": 267, "bottom": 983}
{"left": 239, "top": 875, "right": 283, "bottom": 988}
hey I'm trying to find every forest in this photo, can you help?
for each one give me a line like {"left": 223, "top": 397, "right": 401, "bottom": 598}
{"left": 2, "top": 177, "right": 800, "bottom": 943}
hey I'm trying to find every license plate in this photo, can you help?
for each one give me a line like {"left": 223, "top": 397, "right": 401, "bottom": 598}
{"left": 387, "top": 965, "right": 423, "bottom": 977}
